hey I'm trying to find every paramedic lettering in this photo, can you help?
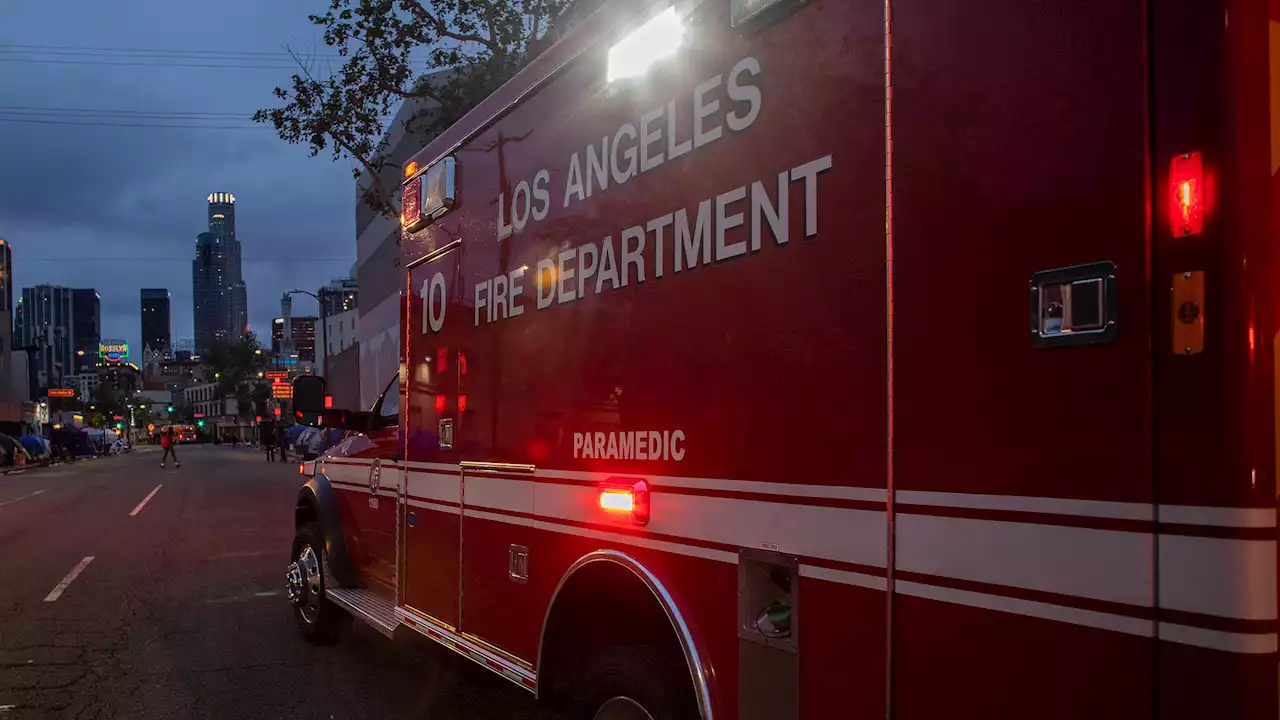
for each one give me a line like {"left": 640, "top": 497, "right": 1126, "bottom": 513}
{"left": 573, "top": 430, "right": 687, "bottom": 461}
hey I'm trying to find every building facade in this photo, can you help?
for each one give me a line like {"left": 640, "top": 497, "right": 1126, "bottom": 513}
{"left": 73, "top": 371, "right": 99, "bottom": 403}
{"left": 71, "top": 289, "right": 100, "bottom": 373}
{"left": 15, "top": 285, "right": 74, "bottom": 394}
{"left": 208, "top": 192, "right": 248, "bottom": 338}
{"left": 193, "top": 232, "right": 230, "bottom": 353}
{"left": 319, "top": 276, "right": 358, "bottom": 316}
{"left": 272, "top": 316, "right": 318, "bottom": 363}
{"left": 183, "top": 381, "right": 226, "bottom": 421}
{"left": 140, "top": 288, "right": 171, "bottom": 357}
{"left": 324, "top": 308, "right": 358, "bottom": 357}
{"left": 193, "top": 193, "right": 248, "bottom": 354}
{"left": 0, "top": 239, "right": 18, "bottom": 424}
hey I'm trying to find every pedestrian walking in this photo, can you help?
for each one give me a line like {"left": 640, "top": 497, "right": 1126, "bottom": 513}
{"left": 276, "top": 424, "right": 289, "bottom": 463}
{"left": 160, "top": 426, "right": 181, "bottom": 468}
{"left": 263, "top": 427, "right": 277, "bottom": 463}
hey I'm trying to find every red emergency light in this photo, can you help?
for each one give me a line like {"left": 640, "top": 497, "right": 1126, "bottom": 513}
{"left": 324, "top": 395, "right": 333, "bottom": 409}
{"left": 401, "top": 174, "right": 424, "bottom": 231}
{"left": 599, "top": 479, "right": 650, "bottom": 525}
{"left": 1169, "top": 151, "right": 1204, "bottom": 237}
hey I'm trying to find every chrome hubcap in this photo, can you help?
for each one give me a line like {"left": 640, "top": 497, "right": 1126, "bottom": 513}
{"left": 289, "top": 545, "right": 322, "bottom": 624}
{"left": 593, "top": 697, "right": 655, "bottom": 720}
{"left": 285, "top": 562, "right": 304, "bottom": 606}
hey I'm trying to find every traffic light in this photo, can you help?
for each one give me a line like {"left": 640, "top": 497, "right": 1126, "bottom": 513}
{"left": 196, "top": 419, "right": 205, "bottom": 428}
{"left": 115, "top": 422, "right": 123, "bottom": 430}
{"left": 167, "top": 405, "right": 174, "bottom": 412}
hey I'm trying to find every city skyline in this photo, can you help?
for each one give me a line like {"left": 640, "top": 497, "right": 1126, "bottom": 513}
{"left": 0, "top": 0, "right": 355, "bottom": 367}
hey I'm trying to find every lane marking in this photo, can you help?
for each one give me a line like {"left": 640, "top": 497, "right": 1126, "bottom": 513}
{"left": 0, "top": 489, "right": 48, "bottom": 508}
{"left": 129, "top": 484, "right": 163, "bottom": 516}
{"left": 43, "top": 556, "right": 94, "bottom": 602}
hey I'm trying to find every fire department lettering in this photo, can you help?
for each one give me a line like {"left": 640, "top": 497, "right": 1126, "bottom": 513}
{"left": 472, "top": 153, "right": 832, "bottom": 327}
{"left": 573, "top": 430, "right": 686, "bottom": 461}
{"left": 497, "top": 55, "right": 763, "bottom": 241}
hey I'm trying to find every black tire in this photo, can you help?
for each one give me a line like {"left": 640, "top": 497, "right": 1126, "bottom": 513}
{"left": 564, "top": 646, "right": 700, "bottom": 720}
{"left": 288, "top": 522, "right": 346, "bottom": 644}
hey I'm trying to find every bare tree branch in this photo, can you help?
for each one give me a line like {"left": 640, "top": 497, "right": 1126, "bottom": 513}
{"left": 256, "top": 0, "right": 574, "bottom": 218}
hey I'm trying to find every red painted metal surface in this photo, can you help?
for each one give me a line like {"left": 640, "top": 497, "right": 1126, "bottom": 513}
{"left": 308, "top": 0, "right": 1280, "bottom": 716}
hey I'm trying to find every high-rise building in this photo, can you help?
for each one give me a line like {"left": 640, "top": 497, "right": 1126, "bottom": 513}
{"left": 15, "top": 285, "right": 74, "bottom": 392}
{"left": 0, "top": 239, "right": 12, "bottom": 316}
{"left": 193, "top": 231, "right": 227, "bottom": 353}
{"left": 71, "top": 289, "right": 100, "bottom": 373}
{"left": 194, "top": 192, "right": 247, "bottom": 353}
{"left": 208, "top": 192, "right": 248, "bottom": 338}
{"left": 318, "top": 276, "right": 358, "bottom": 316}
{"left": 0, "top": 239, "right": 17, "bottom": 422}
{"left": 140, "top": 288, "right": 171, "bottom": 357}
{"left": 271, "top": 316, "right": 317, "bottom": 363}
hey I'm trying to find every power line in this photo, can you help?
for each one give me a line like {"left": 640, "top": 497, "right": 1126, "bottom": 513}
{"left": 0, "top": 105, "right": 253, "bottom": 120}
{"left": 0, "top": 57, "right": 300, "bottom": 70}
{"left": 0, "top": 42, "right": 348, "bottom": 59}
{"left": 0, "top": 45, "right": 431, "bottom": 70}
{"left": 0, "top": 115, "right": 266, "bottom": 130}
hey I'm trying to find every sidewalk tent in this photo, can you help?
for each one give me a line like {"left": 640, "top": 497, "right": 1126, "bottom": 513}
{"left": 285, "top": 424, "right": 307, "bottom": 446}
{"left": 0, "top": 433, "right": 31, "bottom": 465}
{"left": 18, "top": 435, "right": 49, "bottom": 460}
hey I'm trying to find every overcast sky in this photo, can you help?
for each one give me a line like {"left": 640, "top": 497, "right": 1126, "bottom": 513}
{"left": 0, "top": 0, "right": 359, "bottom": 359}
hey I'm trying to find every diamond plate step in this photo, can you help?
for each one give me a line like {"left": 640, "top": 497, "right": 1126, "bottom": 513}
{"left": 327, "top": 587, "right": 397, "bottom": 637}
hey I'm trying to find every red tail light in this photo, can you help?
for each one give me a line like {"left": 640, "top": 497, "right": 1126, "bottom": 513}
{"left": 599, "top": 479, "right": 650, "bottom": 525}
{"left": 1169, "top": 152, "right": 1204, "bottom": 237}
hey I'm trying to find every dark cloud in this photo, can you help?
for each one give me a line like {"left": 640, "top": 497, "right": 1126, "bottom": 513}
{"left": 0, "top": 0, "right": 357, "bottom": 358}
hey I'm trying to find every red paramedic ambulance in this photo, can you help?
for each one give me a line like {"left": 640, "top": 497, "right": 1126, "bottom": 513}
{"left": 284, "top": 0, "right": 1280, "bottom": 717}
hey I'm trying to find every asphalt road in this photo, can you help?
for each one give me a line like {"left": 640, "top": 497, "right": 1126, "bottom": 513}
{"left": 0, "top": 444, "right": 558, "bottom": 720}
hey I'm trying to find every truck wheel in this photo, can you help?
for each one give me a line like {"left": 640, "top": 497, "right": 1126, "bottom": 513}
{"left": 566, "top": 646, "right": 699, "bottom": 720}
{"left": 286, "top": 522, "right": 344, "bottom": 643}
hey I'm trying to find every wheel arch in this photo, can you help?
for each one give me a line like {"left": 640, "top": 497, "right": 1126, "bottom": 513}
{"left": 296, "top": 474, "right": 360, "bottom": 587}
{"left": 535, "top": 549, "right": 714, "bottom": 720}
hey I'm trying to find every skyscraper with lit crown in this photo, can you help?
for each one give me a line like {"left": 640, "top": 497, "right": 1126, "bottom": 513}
{"left": 193, "top": 192, "right": 248, "bottom": 352}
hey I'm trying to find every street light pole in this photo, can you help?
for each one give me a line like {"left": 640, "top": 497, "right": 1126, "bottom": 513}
{"left": 286, "top": 290, "right": 328, "bottom": 380}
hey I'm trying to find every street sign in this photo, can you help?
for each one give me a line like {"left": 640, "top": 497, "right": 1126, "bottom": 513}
{"left": 193, "top": 412, "right": 205, "bottom": 418}
{"left": 265, "top": 371, "right": 288, "bottom": 380}
{"left": 272, "top": 382, "right": 293, "bottom": 399}
{"left": 47, "top": 388, "right": 76, "bottom": 398}
{"left": 112, "top": 415, "right": 123, "bottom": 421}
